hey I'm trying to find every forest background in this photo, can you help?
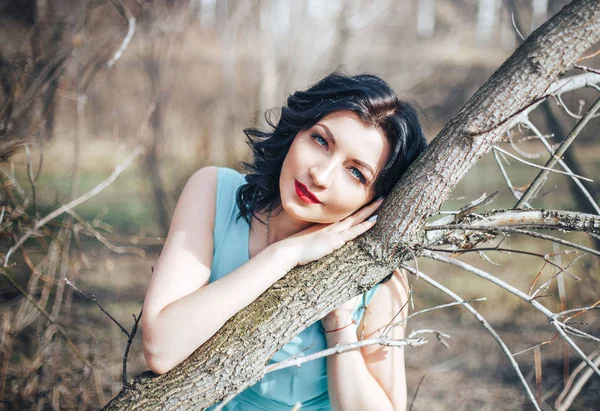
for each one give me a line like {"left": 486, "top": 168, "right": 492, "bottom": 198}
{"left": 1, "top": 0, "right": 599, "bottom": 409}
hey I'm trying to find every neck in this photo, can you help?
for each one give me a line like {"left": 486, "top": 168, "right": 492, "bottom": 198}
{"left": 262, "top": 206, "right": 314, "bottom": 245}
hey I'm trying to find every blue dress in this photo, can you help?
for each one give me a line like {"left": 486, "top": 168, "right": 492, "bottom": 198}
{"left": 207, "top": 167, "right": 379, "bottom": 411}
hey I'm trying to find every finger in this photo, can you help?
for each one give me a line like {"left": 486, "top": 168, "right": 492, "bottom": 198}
{"left": 355, "top": 197, "right": 384, "bottom": 220}
{"left": 337, "top": 198, "right": 383, "bottom": 230}
{"left": 340, "top": 218, "right": 377, "bottom": 242}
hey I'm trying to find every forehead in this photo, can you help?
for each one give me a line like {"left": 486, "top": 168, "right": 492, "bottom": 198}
{"left": 317, "top": 110, "right": 390, "bottom": 173}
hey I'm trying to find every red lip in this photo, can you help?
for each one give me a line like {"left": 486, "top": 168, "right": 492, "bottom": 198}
{"left": 295, "top": 180, "right": 321, "bottom": 204}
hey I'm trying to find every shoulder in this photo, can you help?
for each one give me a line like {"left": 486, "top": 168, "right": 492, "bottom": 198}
{"left": 171, "top": 166, "right": 219, "bottom": 231}
{"left": 359, "top": 268, "right": 410, "bottom": 336}
{"left": 187, "top": 166, "right": 219, "bottom": 188}
{"left": 375, "top": 268, "right": 409, "bottom": 306}
{"left": 375, "top": 268, "right": 410, "bottom": 314}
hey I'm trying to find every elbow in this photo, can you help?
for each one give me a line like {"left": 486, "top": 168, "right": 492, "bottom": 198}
{"left": 143, "top": 332, "right": 180, "bottom": 375}
{"left": 141, "top": 311, "right": 176, "bottom": 375}
{"left": 143, "top": 347, "right": 172, "bottom": 375}
{"left": 142, "top": 331, "right": 172, "bottom": 375}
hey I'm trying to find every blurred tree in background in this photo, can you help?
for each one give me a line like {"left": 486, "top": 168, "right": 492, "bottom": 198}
{"left": 1, "top": 0, "right": 599, "bottom": 410}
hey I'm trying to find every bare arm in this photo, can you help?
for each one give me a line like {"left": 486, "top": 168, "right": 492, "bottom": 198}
{"left": 325, "top": 268, "right": 410, "bottom": 411}
{"left": 142, "top": 167, "right": 297, "bottom": 374}
{"left": 142, "top": 167, "right": 383, "bottom": 374}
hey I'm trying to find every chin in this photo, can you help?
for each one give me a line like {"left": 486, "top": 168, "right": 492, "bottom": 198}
{"left": 281, "top": 194, "right": 324, "bottom": 224}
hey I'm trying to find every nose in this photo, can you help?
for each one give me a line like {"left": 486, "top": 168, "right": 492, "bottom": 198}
{"left": 308, "top": 160, "right": 335, "bottom": 189}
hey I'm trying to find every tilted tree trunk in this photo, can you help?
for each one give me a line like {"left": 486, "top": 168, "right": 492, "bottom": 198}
{"left": 104, "top": 1, "right": 600, "bottom": 409}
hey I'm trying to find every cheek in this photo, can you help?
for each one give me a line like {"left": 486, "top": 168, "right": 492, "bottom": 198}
{"left": 326, "top": 190, "right": 369, "bottom": 220}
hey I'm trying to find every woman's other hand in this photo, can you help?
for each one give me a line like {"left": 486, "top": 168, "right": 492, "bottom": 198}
{"left": 283, "top": 198, "right": 383, "bottom": 266}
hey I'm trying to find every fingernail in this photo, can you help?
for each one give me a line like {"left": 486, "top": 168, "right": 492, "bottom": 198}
{"left": 376, "top": 197, "right": 384, "bottom": 202}
{"left": 367, "top": 214, "right": 378, "bottom": 223}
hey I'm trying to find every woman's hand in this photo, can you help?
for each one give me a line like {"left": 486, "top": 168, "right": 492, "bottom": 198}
{"left": 282, "top": 198, "right": 383, "bottom": 267}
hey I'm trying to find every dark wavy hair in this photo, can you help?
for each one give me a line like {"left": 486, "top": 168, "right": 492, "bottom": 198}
{"left": 236, "top": 71, "right": 428, "bottom": 224}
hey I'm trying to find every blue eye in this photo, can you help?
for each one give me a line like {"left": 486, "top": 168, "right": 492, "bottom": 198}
{"left": 350, "top": 167, "right": 367, "bottom": 184}
{"left": 312, "top": 134, "right": 328, "bottom": 148}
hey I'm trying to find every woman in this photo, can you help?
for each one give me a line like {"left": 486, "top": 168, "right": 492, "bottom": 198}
{"left": 142, "top": 71, "right": 428, "bottom": 410}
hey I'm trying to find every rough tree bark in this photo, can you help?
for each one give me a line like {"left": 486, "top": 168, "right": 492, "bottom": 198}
{"left": 104, "top": 1, "right": 600, "bottom": 409}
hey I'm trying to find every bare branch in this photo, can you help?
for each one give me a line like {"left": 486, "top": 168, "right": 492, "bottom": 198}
{"left": 215, "top": 330, "right": 426, "bottom": 411}
{"left": 3, "top": 145, "right": 144, "bottom": 267}
{"left": 23, "top": 145, "right": 37, "bottom": 217}
{"left": 424, "top": 245, "right": 581, "bottom": 283}
{"left": 493, "top": 148, "right": 522, "bottom": 201}
{"left": 0, "top": 268, "right": 90, "bottom": 366}
{"left": 518, "top": 119, "right": 600, "bottom": 214}
{"left": 516, "top": 96, "right": 600, "bottom": 207}
{"left": 65, "top": 278, "right": 130, "bottom": 338}
{"left": 264, "top": 335, "right": 425, "bottom": 375}
{"left": 575, "top": 64, "right": 600, "bottom": 77}
{"left": 552, "top": 321, "right": 600, "bottom": 377}
{"left": 560, "top": 323, "right": 600, "bottom": 343}
{"left": 389, "top": 298, "right": 486, "bottom": 331}
{"left": 402, "top": 265, "right": 540, "bottom": 410}
{"left": 454, "top": 192, "right": 499, "bottom": 221}
{"left": 556, "top": 351, "right": 600, "bottom": 411}
{"left": 426, "top": 209, "right": 600, "bottom": 246}
{"left": 408, "top": 374, "right": 427, "bottom": 411}
{"left": 507, "top": 72, "right": 600, "bottom": 128}
{"left": 557, "top": 305, "right": 600, "bottom": 318}
{"left": 68, "top": 209, "right": 146, "bottom": 257}
{"left": 492, "top": 146, "right": 592, "bottom": 182}
{"left": 422, "top": 250, "right": 600, "bottom": 378}
{"left": 123, "top": 308, "right": 143, "bottom": 387}
{"left": 107, "top": 0, "right": 136, "bottom": 68}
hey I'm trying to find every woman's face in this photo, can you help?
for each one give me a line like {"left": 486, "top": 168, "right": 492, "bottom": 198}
{"left": 279, "top": 110, "right": 390, "bottom": 224}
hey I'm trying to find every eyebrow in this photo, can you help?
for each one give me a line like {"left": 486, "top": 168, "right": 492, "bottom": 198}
{"left": 317, "top": 123, "right": 376, "bottom": 177}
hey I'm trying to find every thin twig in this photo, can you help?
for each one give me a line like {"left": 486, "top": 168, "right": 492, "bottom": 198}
{"left": 510, "top": 12, "right": 525, "bottom": 41}
{"left": 552, "top": 321, "right": 600, "bottom": 377}
{"left": 264, "top": 335, "right": 425, "bottom": 374}
{"left": 122, "top": 308, "right": 143, "bottom": 387}
{"left": 530, "top": 254, "right": 585, "bottom": 298}
{"left": 508, "top": 73, "right": 600, "bottom": 128}
{"left": 422, "top": 250, "right": 600, "bottom": 379}
{"left": 389, "top": 298, "right": 486, "bottom": 331}
{"left": 492, "top": 146, "right": 592, "bottom": 182}
{"left": 0, "top": 268, "right": 90, "bottom": 366}
{"left": 512, "top": 334, "right": 558, "bottom": 357}
{"left": 23, "top": 145, "right": 37, "bottom": 217}
{"left": 574, "top": 64, "right": 600, "bottom": 76}
{"left": 511, "top": 229, "right": 600, "bottom": 258}
{"left": 516, "top": 96, "right": 600, "bottom": 207}
{"left": 107, "top": 0, "right": 136, "bottom": 68}
{"left": 4, "top": 145, "right": 144, "bottom": 267}
{"left": 212, "top": 331, "right": 425, "bottom": 411}
{"left": 408, "top": 374, "right": 426, "bottom": 411}
{"left": 493, "top": 148, "right": 522, "bottom": 201}
{"left": 68, "top": 209, "right": 145, "bottom": 257}
{"left": 557, "top": 305, "right": 600, "bottom": 318}
{"left": 65, "top": 278, "right": 130, "bottom": 338}
{"left": 560, "top": 323, "right": 600, "bottom": 343}
{"left": 402, "top": 265, "right": 540, "bottom": 411}
{"left": 534, "top": 347, "right": 542, "bottom": 406}
{"left": 518, "top": 119, "right": 600, "bottom": 214}
{"left": 423, "top": 246, "right": 580, "bottom": 282}
{"left": 381, "top": 298, "right": 411, "bottom": 337}
{"left": 555, "top": 351, "right": 600, "bottom": 411}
